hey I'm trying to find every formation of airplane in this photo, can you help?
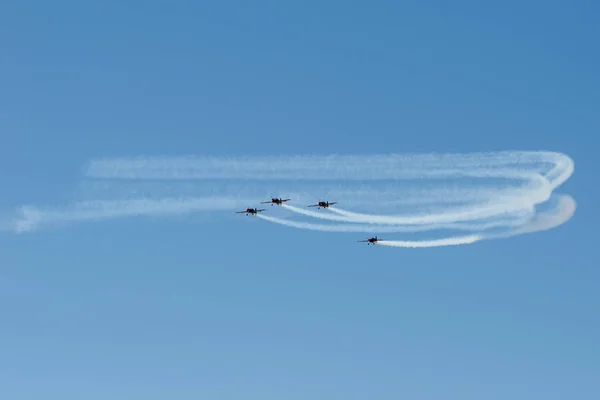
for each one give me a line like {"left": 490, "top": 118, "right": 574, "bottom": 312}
{"left": 237, "top": 198, "right": 383, "bottom": 245}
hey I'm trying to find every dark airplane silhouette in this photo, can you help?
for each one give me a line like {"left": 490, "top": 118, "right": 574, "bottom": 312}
{"left": 358, "top": 236, "right": 383, "bottom": 245}
{"left": 307, "top": 201, "right": 337, "bottom": 209}
{"left": 260, "top": 197, "right": 291, "bottom": 206}
{"left": 235, "top": 208, "right": 266, "bottom": 215}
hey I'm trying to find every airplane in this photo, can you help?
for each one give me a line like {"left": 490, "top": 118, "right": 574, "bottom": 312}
{"left": 235, "top": 208, "right": 266, "bottom": 215}
{"left": 307, "top": 201, "right": 337, "bottom": 209}
{"left": 358, "top": 236, "right": 383, "bottom": 245}
{"left": 260, "top": 197, "right": 291, "bottom": 206}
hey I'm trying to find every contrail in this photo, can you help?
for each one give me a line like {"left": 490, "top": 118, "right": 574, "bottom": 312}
{"left": 255, "top": 214, "right": 424, "bottom": 233}
{"left": 257, "top": 213, "right": 533, "bottom": 233}
{"left": 284, "top": 200, "right": 536, "bottom": 225}
{"left": 84, "top": 151, "right": 570, "bottom": 181}
{"left": 13, "top": 197, "right": 247, "bottom": 233}
{"left": 377, "top": 235, "right": 483, "bottom": 248}
{"left": 373, "top": 193, "right": 576, "bottom": 248}
{"left": 486, "top": 194, "right": 576, "bottom": 238}
{"left": 280, "top": 204, "right": 534, "bottom": 229}
{"left": 258, "top": 213, "right": 484, "bottom": 247}
{"left": 6, "top": 150, "right": 575, "bottom": 248}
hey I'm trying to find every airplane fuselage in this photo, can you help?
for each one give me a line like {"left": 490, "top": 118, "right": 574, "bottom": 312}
{"left": 236, "top": 207, "right": 265, "bottom": 215}
{"left": 262, "top": 198, "right": 290, "bottom": 206}
{"left": 310, "top": 201, "right": 337, "bottom": 209}
{"left": 360, "top": 236, "right": 379, "bottom": 245}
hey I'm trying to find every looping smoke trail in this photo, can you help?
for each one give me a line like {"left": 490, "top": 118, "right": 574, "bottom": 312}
{"left": 257, "top": 153, "right": 572, "bottom": 247}
{"left": 253, "top": 152, "right": 573, "bottom": 246}
{"left": 8, "top": 150, "right": 575, "bottom": 248}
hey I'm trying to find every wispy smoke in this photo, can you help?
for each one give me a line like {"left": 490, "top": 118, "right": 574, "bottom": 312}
{"left": 6, "top": 151, "right": 575, "bottom": 248}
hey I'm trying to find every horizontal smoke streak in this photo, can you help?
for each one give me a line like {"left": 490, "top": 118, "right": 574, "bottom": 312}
{"left": 377, "top": 235, "right": 483, "bottom": 248}
{"left": 14, "top": 197, "right": 248, "bottom": 233}
{"left": 8, "top": 150, "right": 574, "bottom": 248}
{"left": 84, "top": 151, "right": 570, "bottom": 181}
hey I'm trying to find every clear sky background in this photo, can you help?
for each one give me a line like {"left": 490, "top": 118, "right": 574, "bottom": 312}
{"left": 1, "top": 1, "right": 598, "bottom": 399}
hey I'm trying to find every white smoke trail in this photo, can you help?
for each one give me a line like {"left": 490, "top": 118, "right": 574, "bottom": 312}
{"left": 13, "top": 197, "right": 247, "bottom": 233}
{"left": 376, "top": 235, "right": 483, "bottom": 248}
{"left": 7, "top": 150, "right": 575, "bottom": 248}
{"left": 84, "top": 151, "right": 569, "bottom": 181}
{"left": 369, "top": 194, "right": 576, "bottom": 248}
{"left": 487, "top": 194, "right": 576, "bottom": 239}
{"left": 284, "top": 199, "right": 536, "bottom": 225}
{"left": 280, "top": 204, "right": 534, "bottom": 229}
{"left": 257, "top": 213, "right": 533, "bottom": 233}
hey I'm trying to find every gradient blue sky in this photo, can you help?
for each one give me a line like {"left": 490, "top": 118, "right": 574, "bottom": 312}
{"left": 1, "top": 1, "right": 598, "bottom": 399}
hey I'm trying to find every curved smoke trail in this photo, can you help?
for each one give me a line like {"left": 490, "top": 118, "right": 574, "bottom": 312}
{"left": 251, "top": 152, "right": 574, "bottom": 247}
{"left": 8, "top": 150, "right": 575, "bottom": 248}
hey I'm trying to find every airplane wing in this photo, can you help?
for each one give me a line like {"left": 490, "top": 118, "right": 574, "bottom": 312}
{"left": 357, "top": 240, "right": 369, "bottom": 242}
{"left": 260, "top": 201, "right": 272, "bottom": 204}
{"left": 329, "top": 202, "right": 338, "bottom": 205}
{"left": 235, "top": 211, "right": 246, "bottom": 213}
{"left": 307, "top": 204, "right": 319, "bottom": 207}
{"left": 282, "top": 199, "right": 291, "bottom": 202}
{"left": 257, "top": 209, "right": 266, "bottom": 212}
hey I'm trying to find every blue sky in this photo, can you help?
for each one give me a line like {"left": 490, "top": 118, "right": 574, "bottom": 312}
{"left": 1, "top": 1, "right": 598, "bottom": 399}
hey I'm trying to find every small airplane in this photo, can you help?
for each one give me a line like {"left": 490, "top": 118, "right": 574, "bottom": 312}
{"left": 358, "top": 236, "right": 383, "bottom": 245}
{"left": 260, "top": 197, "right": 291, "bottom": 206}
{"left": 307, "top": 201, "right": 337, "bottom": 209}
{"left": 235, "top": 208, "right": 266, "bottom": 215}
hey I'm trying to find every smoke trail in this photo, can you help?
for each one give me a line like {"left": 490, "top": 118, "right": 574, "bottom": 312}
{"left": 284, "top": 200, "right": 536, "bottom": 225}
{"left": 13, "top": 197, "right": 247, "bottom": 233}
{"left": 259, "top": 212, "right": 485, "bottom": 247}
{"left": 377, "top": 235, "right": 483, "bottom": 248}
{"left": 6, "top": 150, "right": 574, "bottom": 248}
{"left": 371, "top": 194, "right": 576, "bottom": 248}
{"left": 486, "top": 194, "right": 576, "bottom": 239}
{"left": 257, "top": 213, "right": 533, "bottom": 233}
{"left": 84, "top": 151, "right": 570, "bottom": 181}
